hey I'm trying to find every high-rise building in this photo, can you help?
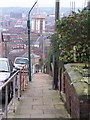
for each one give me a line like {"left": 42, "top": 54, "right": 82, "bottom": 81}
{"left": 31, "top": 15, "right": 45, "bottom": 34}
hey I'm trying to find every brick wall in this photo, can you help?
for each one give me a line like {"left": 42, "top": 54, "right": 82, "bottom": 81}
{"left": 64, "top": 72, "right": 80, "bottom": 118}
{"left": 63, "top": 68, "right": 90, "bottom": 119}
{"left": 80, "top": 103, "right": 90, "bottom": 118}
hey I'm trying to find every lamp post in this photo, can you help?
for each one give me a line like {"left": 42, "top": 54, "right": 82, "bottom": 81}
{"left": 27, "top": 0, "right": 38, "bottom": 82}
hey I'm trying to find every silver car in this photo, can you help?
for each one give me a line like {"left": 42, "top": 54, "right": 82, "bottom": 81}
{"left": 0, "top": 58, "right": 14, "bottom": 103}
{"left": 14, "top": 57, "right": 28, "bottom": 69}
{"left": 0, "top": 58, "right": 14, "bottom": 84}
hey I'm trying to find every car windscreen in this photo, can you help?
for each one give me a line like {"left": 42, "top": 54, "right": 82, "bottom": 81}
{"left": 0, "top": 60, "right": 9, "bottom": 72}
{"left": 15, "top": 58, "right": 28, "bottom": 64}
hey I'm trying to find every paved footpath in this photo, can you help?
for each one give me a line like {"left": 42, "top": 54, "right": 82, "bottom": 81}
{"left": 8, "top": 73, "right": 70, "bottom": 118}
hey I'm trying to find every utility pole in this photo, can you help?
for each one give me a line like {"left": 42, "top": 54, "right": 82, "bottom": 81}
{"left": 55, "top": 0, "right": 60, "bottom": 21}
{"left": 53, "top": 0, "right": 60, "bottom": 89}
{"left": 70, "top": 1, "right": 75, "bottom": 12}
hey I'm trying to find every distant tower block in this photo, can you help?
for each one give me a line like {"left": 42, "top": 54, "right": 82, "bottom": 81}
{"left": 31, "top": 15, "right": 45, "bottom": 34}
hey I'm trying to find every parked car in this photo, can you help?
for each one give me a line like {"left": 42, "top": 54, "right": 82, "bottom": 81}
{"left": 14, "top": 57, "right": 28, "bottom": 69}
{"left": 0, "top": 58, "right": 15, "bottom": 103}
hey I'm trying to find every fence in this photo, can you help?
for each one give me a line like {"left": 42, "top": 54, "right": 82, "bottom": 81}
{"left": 0, "top": 65, "right": 28, "bottom": 119}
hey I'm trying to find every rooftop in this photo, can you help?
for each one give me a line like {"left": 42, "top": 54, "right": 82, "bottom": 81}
{"left": 31, "top": 15, "right": 45, "bottom": 19}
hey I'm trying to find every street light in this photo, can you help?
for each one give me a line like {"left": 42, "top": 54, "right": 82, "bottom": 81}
{"left": 27, "top": 0, "right": 38, "bottom": 82}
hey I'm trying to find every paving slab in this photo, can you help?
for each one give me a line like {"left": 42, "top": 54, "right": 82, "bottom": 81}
{"left": 8, "top": 73, "right": 70, "bottom": 118}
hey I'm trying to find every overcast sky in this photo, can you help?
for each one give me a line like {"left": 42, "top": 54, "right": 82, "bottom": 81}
{"left": 0, "top": 0, "right": 87, "bottom": 8}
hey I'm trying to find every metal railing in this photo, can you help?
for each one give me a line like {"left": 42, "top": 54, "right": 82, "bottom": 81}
{"left": 0, "top": 65, "right": 28, "bottom": 119}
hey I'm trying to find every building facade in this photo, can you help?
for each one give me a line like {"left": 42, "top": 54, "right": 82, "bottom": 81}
{"left": 31, "top": 15, "right": 45, "bottom": 34}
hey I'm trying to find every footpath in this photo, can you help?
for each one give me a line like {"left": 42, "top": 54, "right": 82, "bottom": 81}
{"left": 8, "top": 72, "right": 70, "bottom": 118}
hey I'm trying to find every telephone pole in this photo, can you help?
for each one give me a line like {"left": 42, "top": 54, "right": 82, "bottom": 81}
{"left": 53, "top": 0, "right": 60, "bottom": 89}
{"left": 55, "top": 0, "right": 60, "bottom": 21}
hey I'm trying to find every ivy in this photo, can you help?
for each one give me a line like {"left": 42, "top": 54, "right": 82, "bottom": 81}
{"left": 54, "top": 10, "right": 89, "bottom": 63}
